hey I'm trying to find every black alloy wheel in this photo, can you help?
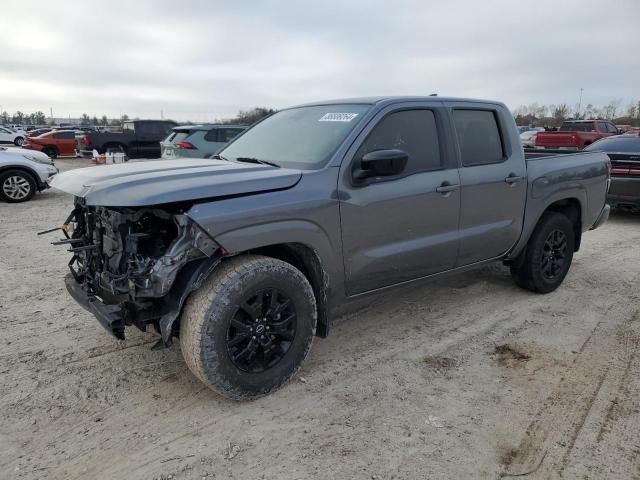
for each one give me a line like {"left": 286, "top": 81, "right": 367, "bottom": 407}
{"left": 540, "top": 229, "right": 567, "bottom": 280}
{"left": 227, "top": 288, "right": 297, "bottom": 373}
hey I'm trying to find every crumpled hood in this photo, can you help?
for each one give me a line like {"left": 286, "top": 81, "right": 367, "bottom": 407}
{"left": 50, "top": 159, "right": 302, "bottom": 206}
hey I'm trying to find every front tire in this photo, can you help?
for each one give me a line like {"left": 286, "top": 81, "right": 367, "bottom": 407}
{"left": 0, "top": 169, "right": 36, "bottom": 202}
{"left": 510, "top": 212, "right": 575, "bottom": 293}
{"left": 180, "top": 255, "right": 317, "bottom": 400}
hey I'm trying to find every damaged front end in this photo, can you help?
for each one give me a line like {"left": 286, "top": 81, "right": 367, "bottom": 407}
{"left": 57, "top": 198, "right": 223, "bottom": 345}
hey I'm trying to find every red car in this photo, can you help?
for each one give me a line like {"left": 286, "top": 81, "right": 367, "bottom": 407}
{"left": 535, "top": 120, "right": 619, "bottom": 150}
{"left": 22, "top": 130, "right": 77, "bottom": 159}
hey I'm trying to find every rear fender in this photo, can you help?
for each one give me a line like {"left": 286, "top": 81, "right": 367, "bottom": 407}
{"left": 507, "top": 191, "right": 587, "bottom": 260}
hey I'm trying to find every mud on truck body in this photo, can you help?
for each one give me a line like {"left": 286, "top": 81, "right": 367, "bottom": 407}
{"left": 50, "top": 97, "right": 610, "bottom": 400}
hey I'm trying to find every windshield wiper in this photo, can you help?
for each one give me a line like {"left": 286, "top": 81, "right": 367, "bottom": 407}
{"left": 235, "top": 157, "right": 280, "bottom": 168}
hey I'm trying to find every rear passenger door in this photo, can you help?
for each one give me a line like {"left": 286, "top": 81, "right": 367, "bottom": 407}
{"left": 446, "top": 104, "right": 527, "bottom": 266}
{"left": 339, "top": 103, "right": 461, "bottom": 295}
{"left": 55, "top": 131, "right": 76, "bottom": 155}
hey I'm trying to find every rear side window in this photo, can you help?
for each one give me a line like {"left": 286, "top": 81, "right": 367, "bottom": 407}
{"left": 219, "top": 128, "right": 244, "bottom": 143}
{"left": 356, "top": 109, "right": 442, "bottom": 173}
{"left": 56, "top": 131, "right": 75, "bottom": 139}
{"left": 560, "top": 122, "right": 595, "bottom": 132}
{"left": 171, "top": 131, "right": 191, "bottom": 144}
{"left": 204, "top": 129, "right": 219, "bottom": 142}
{"left": 453, "top": 110, "right": 504, "bottom": 166}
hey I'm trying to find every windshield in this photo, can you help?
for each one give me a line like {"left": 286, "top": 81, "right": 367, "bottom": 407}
{"left": 220, "top": 104, "right": 371, "bottom": 169}
{"left": 584, "top": 137, "right": 640, "bottom": 153}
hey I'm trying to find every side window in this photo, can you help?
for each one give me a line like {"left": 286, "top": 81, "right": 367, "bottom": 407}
{"left": 453, "top": 109, "right": 504, "bottom": 166}
{"left": 204, "top": 129, "right": 219, "bottom": 142}
{"left": 606, "top": 123, "right": 618, "bottom": 133}
{"left": 59, "top": 131, "right": 74, "bottom": 139}
{"left": 219, "top": 128, "right": 244, "bottom": 143}
{"left": 355, "top": 109, "right": 442, "bottom": 174}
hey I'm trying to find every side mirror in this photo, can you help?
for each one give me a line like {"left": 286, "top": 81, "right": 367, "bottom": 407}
{"left": 353, "top": 149, "right": 408, "bottom": 183}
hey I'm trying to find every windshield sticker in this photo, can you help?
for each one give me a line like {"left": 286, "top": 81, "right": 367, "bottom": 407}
{"left": 319, "top": 113, "right": 359, "bottom": 122}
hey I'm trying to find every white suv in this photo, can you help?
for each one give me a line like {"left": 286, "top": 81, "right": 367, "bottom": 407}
{"left": 0, "top": 126, "right": 26, "bottom": 146}
{"left": 0, "top": 147, "right": 58, "bottom": 202}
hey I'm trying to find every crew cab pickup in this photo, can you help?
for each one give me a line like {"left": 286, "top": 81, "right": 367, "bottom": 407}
{"left": 77, "top": 120, "right": 176, "bottom": 158}
{"left": 535, "top": 120, "right": 620, "bottom": 150}
{"left": 50, "top": 97, "right": 610, "bottom": 400}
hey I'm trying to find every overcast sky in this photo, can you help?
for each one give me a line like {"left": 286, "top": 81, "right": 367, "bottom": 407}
{"left": 1, "top": 0, "right": 638, "bottom": 121}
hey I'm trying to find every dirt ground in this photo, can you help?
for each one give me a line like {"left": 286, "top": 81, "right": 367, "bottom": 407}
{"left": 1, "top": 158, "right": 639, "bottom": 479}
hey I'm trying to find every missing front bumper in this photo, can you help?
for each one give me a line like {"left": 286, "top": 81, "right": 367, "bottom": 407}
{"left": 65, "top": 273, "right": 126, "bottom": 340}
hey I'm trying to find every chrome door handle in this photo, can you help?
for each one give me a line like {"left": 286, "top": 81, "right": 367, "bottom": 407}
{"left": 505, "top": 175, "right": 524, "bottom": 184}
{"left": 436, "top": 183, "right": 460, "bottom": 194}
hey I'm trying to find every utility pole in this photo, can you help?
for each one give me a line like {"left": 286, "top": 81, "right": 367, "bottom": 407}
{"left": 577, "top": 88, "right": 584, "bottom": 118}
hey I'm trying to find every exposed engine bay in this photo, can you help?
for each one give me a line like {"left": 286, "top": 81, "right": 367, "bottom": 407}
{"left": 55, "top": 197, "right": 222, "bottom": 344}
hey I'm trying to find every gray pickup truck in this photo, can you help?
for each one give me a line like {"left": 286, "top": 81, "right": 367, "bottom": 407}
{"left": 50, "top": 96, "right": 610, "bottom": 400}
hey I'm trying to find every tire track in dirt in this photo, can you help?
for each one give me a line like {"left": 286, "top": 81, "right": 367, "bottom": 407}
{"left": 501, "top": 308, "right": 640, "bottom": 478}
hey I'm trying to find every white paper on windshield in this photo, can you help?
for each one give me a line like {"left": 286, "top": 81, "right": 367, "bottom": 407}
{"left": 319, "top": 113, "right": 359, "bottom": 122}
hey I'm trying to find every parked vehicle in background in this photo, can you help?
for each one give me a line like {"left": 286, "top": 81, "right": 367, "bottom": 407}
{"left": 0, "top": 147, "right": 58, "bottom": 202}
{"left": 6, "top": 124, "right": 27, "bottom": 133}
{"left": 23, "top": 130, "right": 77, "bottom": 159}
{"left": 520, "top": 127, "right": 545, "bottom": 148}
{"left": 27, "top": 128, "right": 53, "bottom": 137}
{"left": 0, "top": 126, "right": 26, "bottom": 146}
{"left": 51, "top": 96, "right": 610, "bottom": 399}
{"left": 161, "top": 124, "right": 247, "bottom": 159}
{"left": 616, "top": 125, "right": 634, "bottom": 133}
{"left": 535, "top": 120, "right": 620, "bottom": 150}
{"left": 585, "top": 135, "right": 640, "bottom": 213}
{"left": 624, "top": 129, "right": 640, "bottom": 136}
{"left": 77, "top": 120, "right": 176, "bottom": 158}
{"left": 517, "top": 125, "right": 533, "bottom": 134}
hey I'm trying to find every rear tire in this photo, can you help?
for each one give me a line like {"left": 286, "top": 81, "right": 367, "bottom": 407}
{"left": 180, "top": 255, "right": 317, "bottom": 400}
{"left": 0, "top": 169, "right": 36, "bottom": 203}
{"left": 510, "top": 212, "right": 575, "bottom": 293}
{"left": 14, "top": 137, "right": 24, "bottom": 146}
{"left": 43, "top": 146, "right": 58, "bottom": 159}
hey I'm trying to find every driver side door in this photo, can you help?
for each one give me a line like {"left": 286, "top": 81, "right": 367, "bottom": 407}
{"left": 338, "top": 104, "right": 461, "bottom": 296}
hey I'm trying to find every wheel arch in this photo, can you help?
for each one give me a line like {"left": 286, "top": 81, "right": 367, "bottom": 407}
{"left": 101, "top": 142, "right": 127, "bottom": 154}
{"left": 244, "top": 243, "right": 331, "bottom": 337}
{"left": 543, "top": 197, "right": 582, "bottom": 251}
{"left": 507, "top": 195, "right": 585, "bottom": 261}
{"left": 0, "top": 165, "right": 40, "bottom": 187}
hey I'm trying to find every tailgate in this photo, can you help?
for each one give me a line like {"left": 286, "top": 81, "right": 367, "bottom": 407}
{"left": 608, "top": 153, "right": 640, "bottom": 197}
{"left": 535, "top": 132, "right": 579, "bottom": 148}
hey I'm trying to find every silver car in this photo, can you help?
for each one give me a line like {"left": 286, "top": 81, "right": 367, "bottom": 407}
{"left": 520, "top": 127, "right": 545, "bottom": 148}
{"left": 0, "top": 147, "right": 58, "bottom": 202}
{"left": 161, "top": 124, "right": 247, "bottom": 159}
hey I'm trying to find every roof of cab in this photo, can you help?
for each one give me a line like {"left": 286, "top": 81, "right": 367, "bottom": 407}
{"left": 294, "top": 96, "right": 504, "bottom": 107}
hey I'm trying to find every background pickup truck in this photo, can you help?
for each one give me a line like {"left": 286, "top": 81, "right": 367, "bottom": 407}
{"left": 77, "top": 120, "right": 176, "bottom": 158}
{"left": 51, "top": 96, "right": 610, "bottom": 400}
{"left": 535, "top": 119, "right": 620, "bottom": 150}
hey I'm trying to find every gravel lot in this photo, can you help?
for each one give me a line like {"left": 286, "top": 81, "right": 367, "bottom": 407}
{"left": 1, "top": 158, "right": 639, "bottom": 479}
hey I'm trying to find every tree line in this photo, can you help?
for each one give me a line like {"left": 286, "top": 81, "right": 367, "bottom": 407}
{"left": 512, "top": 99, "right": 640, "bottom": 127}
{"left": 0, "top": 107, "right": 278, "bottom": 127}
